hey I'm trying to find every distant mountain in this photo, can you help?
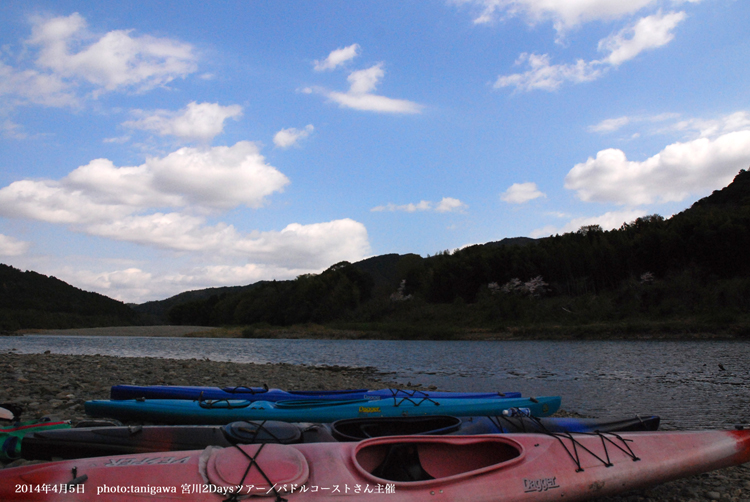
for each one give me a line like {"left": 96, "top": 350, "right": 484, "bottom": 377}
{"left": 482, "top": 237, "right": 538, "bottom": 248}
{"left": 350, "top": 253, "right": 412, "bottom": 293}
{"left": 690, "top": 169, "right": 750, "bottom": 208}
{"left": 132, "top": 283, "right": 264, "bottom": 324}
{"left": 0, "top": 264, "right": 140, "bottom": 331}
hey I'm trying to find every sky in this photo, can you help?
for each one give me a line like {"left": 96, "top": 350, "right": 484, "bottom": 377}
{"left": 1, "top": 0, "right": 749, "bottom": 304}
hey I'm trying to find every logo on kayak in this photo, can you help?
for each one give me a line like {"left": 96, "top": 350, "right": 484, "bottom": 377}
{"left": 523, "top": 477, "right": 559, "bottom": 493}
{"left": 104, "top": 456, "right": 191, "bottom": 467}
{"left": 542, "top": 404, "right": 549, "bottom": 413}
{"left": 359, "top": 406, "right": 381, "bottom": 413}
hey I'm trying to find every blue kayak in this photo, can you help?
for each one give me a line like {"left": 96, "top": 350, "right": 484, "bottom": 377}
{"left": 85, "top": 395, "right": 561, "bottom": 424}
{"left": 109, "top": 384, "right": 522, "bottom": 401}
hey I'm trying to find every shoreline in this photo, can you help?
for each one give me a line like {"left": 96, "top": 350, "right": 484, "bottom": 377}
{"left": 12, "top": 324, "right": 749, "bottom": 341}
{"left": 1, "top": 353, "right": 749, "bottom": 500}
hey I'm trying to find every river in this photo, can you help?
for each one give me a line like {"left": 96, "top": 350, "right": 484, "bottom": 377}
{"left": 1, "top": 335, "right": 748, "bottom": 430}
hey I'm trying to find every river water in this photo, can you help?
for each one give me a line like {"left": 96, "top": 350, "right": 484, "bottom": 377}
{"left": 1, "top": 335, "right": 748, "bottom": 430}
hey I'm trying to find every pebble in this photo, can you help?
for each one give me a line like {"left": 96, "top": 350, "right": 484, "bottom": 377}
{"left": 0, "top": 351, "right": 748, "bottom": 501}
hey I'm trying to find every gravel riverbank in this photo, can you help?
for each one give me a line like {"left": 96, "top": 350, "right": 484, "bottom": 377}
{"left": 1, "top": 351, "right": 748, "bottom": 501}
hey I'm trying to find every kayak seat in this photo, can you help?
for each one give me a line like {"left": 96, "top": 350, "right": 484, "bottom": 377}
{"left": 370, "top": 444, "right": 435, "bottom": 482}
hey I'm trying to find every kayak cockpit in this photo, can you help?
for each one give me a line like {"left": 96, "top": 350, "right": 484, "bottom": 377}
{"left": 332, "top": 416, "right": 462, "bottom": 441}
{"left": 354, "top": 436, "right": 524, "bottom": 484}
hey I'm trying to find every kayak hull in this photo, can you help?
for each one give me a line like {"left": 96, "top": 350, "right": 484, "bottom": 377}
{"left": 84, "top": 395, "right": 561, "bottom": 424}
{"left": 110, "top": 384, "right": 522, "bottom": 401}
{"left": 2, "top": 430, "right": 749, "bottom": 501}
{"left": 19, "top": 415, "right": 660, "bottom": 460}
{"left": 1, "top": 420, "right": 70, "bottom": 462}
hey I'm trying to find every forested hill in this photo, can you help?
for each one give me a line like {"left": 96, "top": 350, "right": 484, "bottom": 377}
{"left": 5, "top": 169, "right": 750, "bottom": 335}
{"left": 0, "top": 264, "right": 140, "bottom": 331}
{"left": 167, "top": 170, "right": 750, "bottom": 335}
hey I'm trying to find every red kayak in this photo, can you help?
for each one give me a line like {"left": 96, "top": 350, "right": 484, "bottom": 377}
{"left": 2, "top": 429, "right": 749, "bottom": 501}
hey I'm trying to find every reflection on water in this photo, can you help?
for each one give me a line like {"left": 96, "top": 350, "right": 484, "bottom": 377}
{"left": 1, "top": 335, "right": 748, "bottom": 430}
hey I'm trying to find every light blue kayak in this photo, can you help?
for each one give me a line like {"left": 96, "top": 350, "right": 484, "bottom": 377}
{"left": 85, "top": 395, "right": 561, "bottom": 424}
{"left": 109, "top": 384, "right": 522, "bottom": 401}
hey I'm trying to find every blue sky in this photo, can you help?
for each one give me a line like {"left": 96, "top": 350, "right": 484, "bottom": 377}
{"left": 1, "top": 0, "right": 749, "bottom": 304}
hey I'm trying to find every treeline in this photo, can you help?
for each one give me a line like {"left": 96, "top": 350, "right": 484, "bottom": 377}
{"left": 0, "top": 265, "right": 141, "bottom": 331}
{"left": 168, "top": 170, "right": 750, "bottom": 334}
{"left": 168, "top": 262, "right": 374, "bottom": 326}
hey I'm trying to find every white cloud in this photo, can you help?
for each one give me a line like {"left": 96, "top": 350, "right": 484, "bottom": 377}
{"left": 326, "top": 91, "right": 424, "bottom": 114}
{"left": 454, "top": 0, "right": 657, "bottom": 32}
{"left": 372, "top": 197, "right": 467, "bottom": 213}
{"left": 233, "top": 219, "right": 371, "bottom": 269}
{"left": 588, "top": 116, "right": 631, "bottom": 133}
{"left": 103, "top": 135, "right": 131, "bottom": 144}
{"left": 347, "top": 64, "right": 383, "bottom": 94}
{"left": 530, "top": 209, "right": 649, "bottom": 237}
{"left": 65, "top": 256, "right": 362, "bottom": 304}
{"left": 0, "top": 61, "right": 76, "bottom": 107}
{"left": 147, "top": 143, "right": 290, "bottom": 210}
{"left": 124, "top": 102, "right": 243, "bottom": 142}
{"left": 85, "top": 217, "right": 369, "bottom": 269}
{"left": 0, "top": 234, "right": 30, "bottom": 256}
{"left": 599, "top": 10, "right": 686, "bottom": 66}
{"left": 496, "top": 11, "right": 685, "bottom": 92}
{"left": 0, "top": 142, "right": 289, "bottom": 226}
{"left": 501, "top": 182, "right": 546, "bottom": 203}
{"left": 312, "top": 61, "right": 423, "bottom": 114}
{"left": 0, "top": 178, "right": 135, "bottom": 224}
{"left": 495, "top": 53, "right": 603, "bottom": 92}
{"left": 435, "top": 197, "right": 468, "bottom": 213}
{"left": 29, "top": 13, "right": 197, "bottom": 95}
{"left": 0, "top": 141, "right": 370, "bottom": 281}
{"left": 669, "top": 111, "right": 750, "bottom": 138}
{"left": 314, "top": 44, "right": 360, "bottom": 71}
{"left": 1, "top": 118, "right": 27, "bottom": 139}
{"left": 0, "top": 13, "right": 197, "bottom": 109}
{"left": 588, "top": 112, "right": 681, "bottom": 134}
{"left": 273, "top": 124, "right": 314, "bottom": 148}
{"left": 565, "top": 130, "right": 750, "bottom": 205}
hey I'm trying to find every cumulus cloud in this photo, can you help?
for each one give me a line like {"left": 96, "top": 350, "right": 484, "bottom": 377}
{"left": 59, "top": 217, "right": 370, "bottom": 302}
{"left": 496, "top": 11, "right": 686, "bottom": 92}
{"left": 29, "top": 13, "right": 197, "bottom": 95}
{"left": 124, "top": 102, "right": 243, "bottom": 142}
{"left": 311, "top": 61, "right": 423, "bottom": 114}
{"left": 501, "top": 182, "right": 546, "bottom": 203}
{"left": 314, "top": 44, "right": 360, "bottom": 71}
{"left": 273, "top": 124, "right": 314, "bottom": 148}
{"left": 454, "top": 0, "right": 657, "bottom": 32}
{"left": 0, "top": 141, "right": 371, "bottom": 282}
{"left": 435, "top": 197, "right": 468, "bottom": 213}
{"left": 0, "top": 13, "right": 197, "bottom": 108}
{"left": 82, "top": 214, "right": 370, "bottom": 269}
{"left": 0, "top": 142, "right": 289, "bottom": 226}
{"left": 530, "top": 209, "right": 649, "bottom": 237}
{"left": 0, "top": 234, "right": 30, "bottom": 256}
{"left": 372, "top": 197, "right": 467, "bottom": 213}
{"left": 565, "top": 130, "right": 750, "bottom": 205}
{"left": 65, "top": 254, "right": 370, "bottom": 303}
